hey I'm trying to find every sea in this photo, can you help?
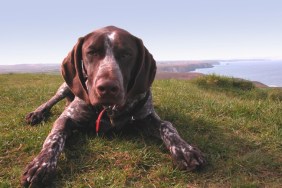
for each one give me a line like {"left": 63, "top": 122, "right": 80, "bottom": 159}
{"left": 193, "top": 60, "right": 282, "bottom": 87}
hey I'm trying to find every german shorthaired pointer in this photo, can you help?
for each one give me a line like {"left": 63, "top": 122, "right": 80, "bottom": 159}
{"left": 21, "top": 26, "right": 205, "bottom": 187}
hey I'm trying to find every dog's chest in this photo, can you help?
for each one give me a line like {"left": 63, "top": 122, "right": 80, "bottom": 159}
{"left": 92, "top": 91, "right": 154, "bottom": 134}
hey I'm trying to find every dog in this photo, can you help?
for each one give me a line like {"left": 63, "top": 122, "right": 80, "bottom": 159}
{"left": 21, "top": 26, "right": 205, "bottom": 187}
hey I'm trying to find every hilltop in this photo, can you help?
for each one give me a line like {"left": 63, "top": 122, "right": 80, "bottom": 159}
{"left": 0, "top": 74, "right": 281, "bottom": 187}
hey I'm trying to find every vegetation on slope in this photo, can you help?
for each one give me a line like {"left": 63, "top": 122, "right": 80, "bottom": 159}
{"left": 0, "top": 74, "right": 281, "bottom": 187}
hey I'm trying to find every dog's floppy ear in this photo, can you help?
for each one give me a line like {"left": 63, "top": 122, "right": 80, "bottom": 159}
{"left": 61, "top": 37, "right": 90, "bottom": 104}
{"left": 127, "top": 37, "right": 156, "bottom": 98}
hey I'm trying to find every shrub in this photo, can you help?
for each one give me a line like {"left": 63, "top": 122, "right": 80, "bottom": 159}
{"left": 268, "top": 88, "right": 282, "bottom": 101}
{"left": 193, "top": 74, "right": 255, "bottom": 91}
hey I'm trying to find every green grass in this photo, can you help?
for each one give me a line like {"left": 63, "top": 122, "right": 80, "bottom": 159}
{"left": 0, "top": 74, "right": 281, "bottom": 187}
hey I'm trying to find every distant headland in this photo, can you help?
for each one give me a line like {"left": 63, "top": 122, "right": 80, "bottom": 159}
{"left": 0, "top": 61, "right": 218, "bottom": 74}
{"left": 0, "top": 60, "right": 274, "bottom": 88}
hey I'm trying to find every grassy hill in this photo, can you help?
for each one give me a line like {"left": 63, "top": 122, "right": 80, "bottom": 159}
{"left": 0, "top": 74, "right": 281, "bottom": 187}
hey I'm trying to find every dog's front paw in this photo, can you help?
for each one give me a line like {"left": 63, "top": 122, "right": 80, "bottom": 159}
{"left": 21, "top": 153, "right": 56, "bottom": 187}
{"left": 169, "top": 141, "right": 206, "bottom": 171}
{"left": 25, "top": 111, "right": 46, "bottom": 125}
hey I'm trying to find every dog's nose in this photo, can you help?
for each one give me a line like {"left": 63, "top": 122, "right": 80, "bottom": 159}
{"left": 96, "top": 80, "right": 119, "bottom": 97}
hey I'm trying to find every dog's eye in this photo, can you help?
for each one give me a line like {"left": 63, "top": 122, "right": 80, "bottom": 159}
{"left": 119, "top": 51, "right": 132, "bottom": 59}
{"left": 88, "top": 51, "right": 99, "bottom": 56}
{"left": 87, "top": 49, "right": 101, "bottom": 57}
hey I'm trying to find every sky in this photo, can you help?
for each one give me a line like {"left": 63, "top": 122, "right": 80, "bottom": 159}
{"left": 0, "top": 0, "right": 282, "bottom": 65}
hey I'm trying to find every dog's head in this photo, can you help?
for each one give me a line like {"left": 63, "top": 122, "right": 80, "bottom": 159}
{"left": 61, "top": 26, "right": 156, "bottom": 108}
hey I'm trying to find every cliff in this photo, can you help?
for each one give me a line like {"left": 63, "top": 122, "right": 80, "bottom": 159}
{"left": 157, "top": 61, "right": 219, "bottom": 73}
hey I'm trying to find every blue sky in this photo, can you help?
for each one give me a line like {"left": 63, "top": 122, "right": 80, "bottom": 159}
{"left": 1, "top": 0, "right": 282, "bottom": 65}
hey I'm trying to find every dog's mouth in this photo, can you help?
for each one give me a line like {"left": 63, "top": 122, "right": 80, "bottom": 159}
{"left": 90, "top": 94, "right": 125, "bottom": 109}
{"left": 102, "top": 104, "right": 118, "bottom": 110}
{"left": 102, "top": 104, "right": 121, "bottom": 117}
{"left": 95, "top": 90, "right": 125, "bottom": 105}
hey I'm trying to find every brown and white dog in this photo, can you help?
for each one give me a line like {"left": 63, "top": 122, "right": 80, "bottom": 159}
{"left": 22, "top": 26, "right": 205, "bottom": 187}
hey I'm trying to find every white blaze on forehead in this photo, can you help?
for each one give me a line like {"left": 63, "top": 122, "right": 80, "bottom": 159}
{"left": 94, "top": 30, "right": 123, "bottom": 87}
{"left": 108, "top": 32, "right": 116, "bottom": 42}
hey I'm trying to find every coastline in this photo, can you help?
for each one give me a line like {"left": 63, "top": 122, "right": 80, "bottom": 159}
{"left": 192, "top": 60, "right": 282, "bottom": 87}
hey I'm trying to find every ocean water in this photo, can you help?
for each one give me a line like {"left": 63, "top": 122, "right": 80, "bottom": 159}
{"left": 193, "top": 60, "right": 282, "bottom": 87}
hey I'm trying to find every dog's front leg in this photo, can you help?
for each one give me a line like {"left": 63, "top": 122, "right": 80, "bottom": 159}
{"left": 21, "top": 98, "right": 93, "bottom": 187}
{"left": 21, "top": 121, "right": 69, "bottom": 187}
{"left": 160, "top": 120, "right": 206, "bottom": 171}
{"left": 26, "top": 82, "right": 74, "bottom": 125}
{"left": 148, "top": 113, "right": 206, "bottom": 171}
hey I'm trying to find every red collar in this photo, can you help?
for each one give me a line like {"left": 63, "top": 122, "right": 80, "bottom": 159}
{"left": 96, "top": 108, "right": 106, "bottom": 135}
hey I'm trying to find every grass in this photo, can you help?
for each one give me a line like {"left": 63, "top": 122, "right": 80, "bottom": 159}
{"left": 0, "top": 73, "right": 281, "bottom": 187}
